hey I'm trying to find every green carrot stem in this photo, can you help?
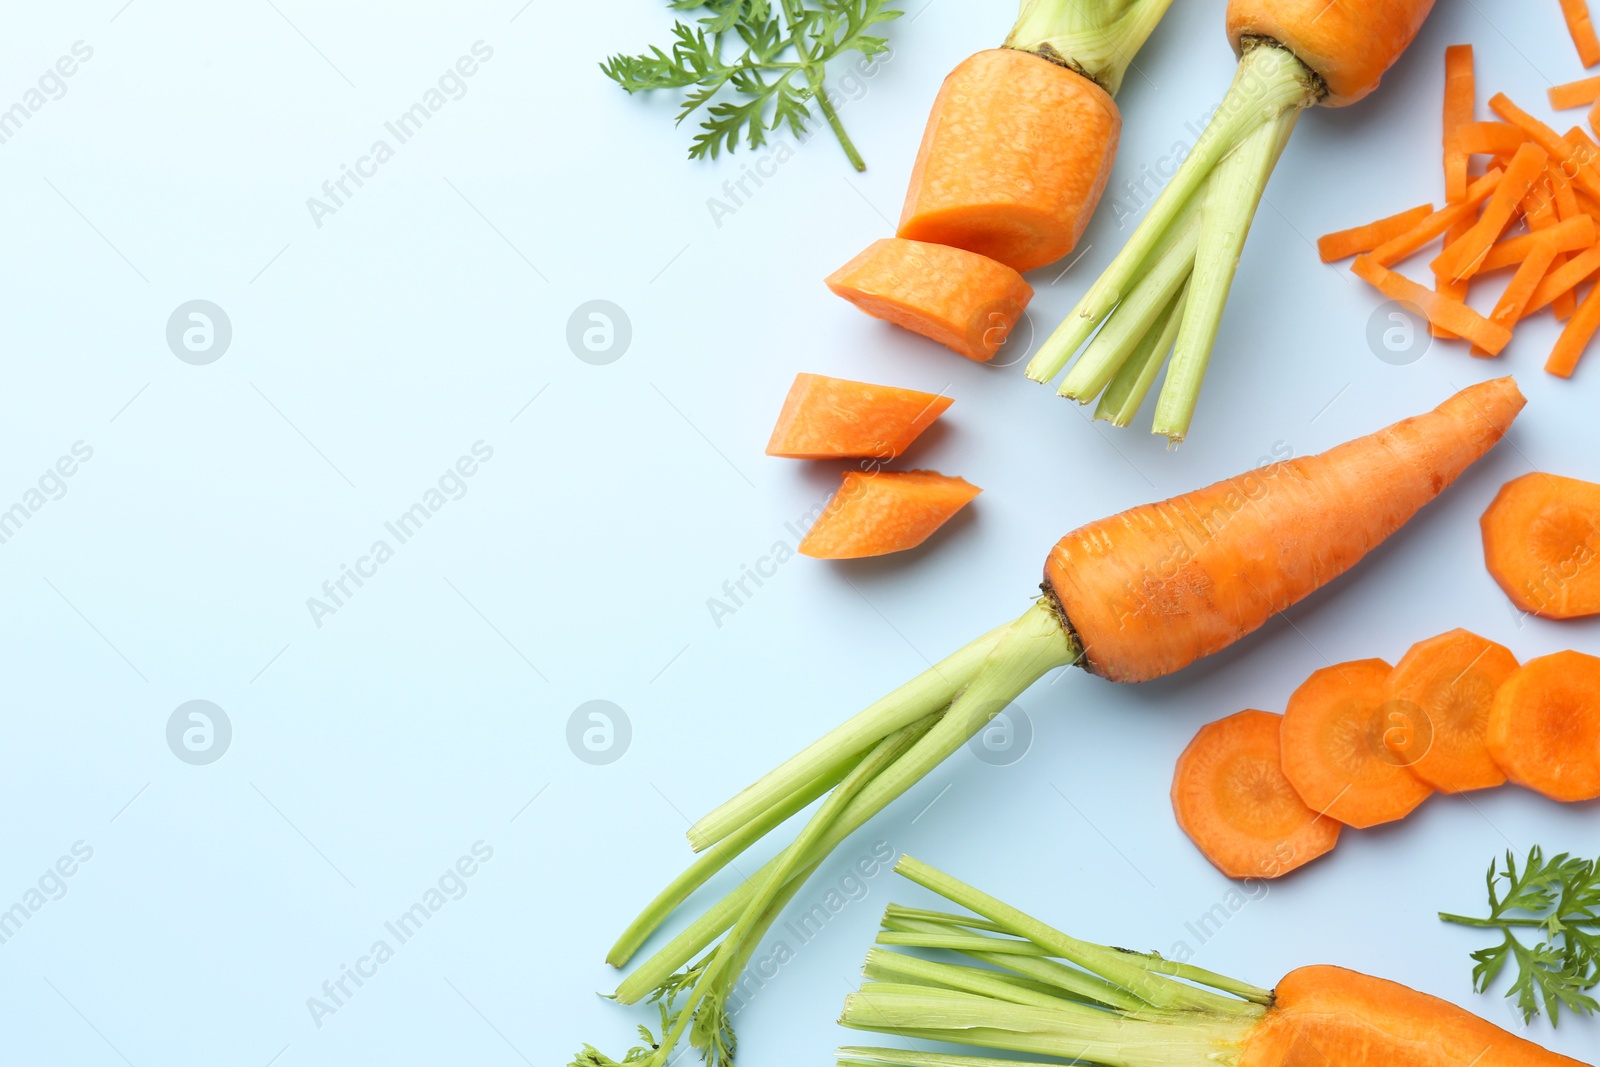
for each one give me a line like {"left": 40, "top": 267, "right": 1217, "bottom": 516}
{"left": 840, "top": 1049, "right": 1066, "bottom": 1067}
{"left": 1153, "top": 98, "right": 1302, "bottom": 442}
{"left": 881, "top": 904, "right": 1009, "bottom": 934}
{"left": 1004, "top": 0, "right": 1176, "bottom": 96}
{"left": 1095, "top": 282, "right": 1187, "bottom": 426}
{"left": 780, "top": 0, "right": 867, "bottom": 171}
{"left": 863, "top": 946, "right": 1082, "bottom": 1010}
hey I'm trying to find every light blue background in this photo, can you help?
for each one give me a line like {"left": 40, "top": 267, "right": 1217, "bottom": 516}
{"left": 0, "top": 1, "right": 1595, "bottom": 1063}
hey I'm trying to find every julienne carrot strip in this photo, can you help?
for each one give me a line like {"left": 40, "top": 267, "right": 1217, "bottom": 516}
{"left": 1490, "top": 93, "right": 1600, "bottom": 199}
{"left": 1562, "top": 0, "right": 1600, "bottom": 68}
{"left": 1432, "top": 142, "right": 1548, "bottom": 282}
{"left": 1453, "top": 121, "right": 1528, "bottom": 156}
{"left": 1351, "top": 255, "right": 1514, "bottom": 355}
{"left": 1547, "top": 279, "right": 1600, "bottom": 376}
{"left": 1551, "top": 73, "right": 1600, "bottom": 110}
{"left": 1479, "top": 214, "right": 1596, "bottom": 272}
{"left": 1550, "top": 175, "right": 1583, "bottom": 319}
{"left": 1433, "top": 215, "right": 1474, "bottom": 339}
{"left": 1472, "top": 237, "right": 1557, "bottom": 358}
{"left": 1443, "top": 44, "right": 1474, "bottom": 203}
{"left": 1523, "top": 175, "right": 1577, "bottom": 321}
{"left": 1318, "top": 203, "right": 1434, "bottom": 262}
{"left": 1522, "top": 242, "right": 1600, "bottom": 318}
{"left": 1368, "top": 169, "right": 1503, "bottom": 267}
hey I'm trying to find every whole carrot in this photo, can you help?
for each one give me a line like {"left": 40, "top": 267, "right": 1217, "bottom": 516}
{"left": 576, "top": 378, "right": 1524, "bottom": 1067}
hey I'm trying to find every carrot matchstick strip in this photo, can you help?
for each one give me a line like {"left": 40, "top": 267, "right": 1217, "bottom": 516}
{"left": 1561, "top": 0, "right": 1600, "bottom": 68}
{"left": 1318, "top": 203, "right": 1434, "bottom": 261}
{"left": 1522, "top": 243, "right": 1600, "bottom": 317}
{"left": 1443, "top": 45, "right": 1474, "bottom": 202}
{"left": 1350, "top": 255, "right": 1513, "bottom": 354}
{"left": 1472, "top": 238, "right": 1557, "bottom": 357}
{"left": 1490, "top": 93, "right": 1600, "bottom": 197}
{"left": 1551, "top": 74, "right": 1600, "bottom": 110}
{"left": 1454, "top": 122, "right": 1528, "bottom": 156}
{"left": 1547, "top": 279, "right": 1600, "bottom": 376}
{"left": 1433, "top": 214, "right": 1475, "bottom": 338}
{"left": 1433, "top": 142, "right": 1548, "bottom": 282}
{"left": 1368, "top": 170, "right": 1503, "bottom": 266}
{"left": 1478, "top": 214, "right": 1595, "bottom": 271}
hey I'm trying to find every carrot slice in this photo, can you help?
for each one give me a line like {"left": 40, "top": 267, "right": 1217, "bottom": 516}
{"left": 1547, "top": 279, "right": 1600, "bottom": 376}
{"left": 826, "top": 238, "right": 1032, "bottom": 363}
{"left": 1550, "top": 74, "right": 1600, "bottom": 110}
{"left": 1481, "top": 471, "right": 1600, "bottom": 618}
{"left": 1432, "top": 142, "right": 1549, "bottom": 282}
{"left": 1172, "top": 710, "right": 1340, "bottom": 880}
{"left": 1350, "top": 256, "right": 1513, "bottom": 355}
{"left": 1479, "top": 214, "right": 1595, "bottom": 271}
{"left": 1562, "top": 0, "right": 1600, "bottom": 68}
{"left": 1486, "top": 650, "right": 1600, "bottom": 802}
{"left": 1319, "top": 204, "right": 1434, "bottom": 263}
{"left": 1279, "top": 660, "right": 1436, "bottom": 829}
{"left": 799, "top": 470, "right": 979, "bottom": 559}
{"left": 1471, "top": 238, "right": 1557, "bottom": 357}
{"left": 1454, "top": 121, "right": 1528, "bottom": 157}
{"left": 1520, "top": 242, "right": 1600, "bottom": 318}
{"left": 1367, "top": 170, "right": 1503, "bottom": 266}
{"left": 1442, "top": 45, "right": 1474, "bottom": 203}
{"left": 1387, "top": 629, "right": 1518, "bottom": 793}
{"left": 765, "top": 373, "right": 952, "bottom": 460}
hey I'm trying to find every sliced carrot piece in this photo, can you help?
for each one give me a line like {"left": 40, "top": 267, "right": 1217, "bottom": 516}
{"left": 1478, "top": 214, "right": 1595, "bottom": 272}
{"left": 1432, "top": 142, "right": 1549, "bottom": 282}
{"left": 1280, "top": 660, "right": 1436, "bottom": 829}
{"left": 1562, "top": 0, "right": 1600, "bottom": 68}
{"left": 826, "top": 238, "right": 1032, "bottom": 363}
{"left": 1172, "top": 710, "right": 1340, "bottom": 880}
{"left": 1490, "top": 93, "right": 1600, "bottom": 199}
{"left": 1387, "top": 629, "right": 1518, "bottom": 793}
{"left": 1550, "top": 74, "right": 1600, "bottom": 110}
{"left": 1432, "top": 215, "right": 1475, "bottom": 339}
{"left": 1481, "top": 472, "right": 1600, "bottom": 618}
{"left": 1521, "top": 243, "right": 1600, "bottom": 317}
{"left": 1318, "top": 204, "right": 1433, "bottom": 263}
{"left": 1443, "top": 45, "right": 1474, "bottom": 203}
{"left": 1486, "top": 650, "right": 1600, "bottom": 802}
{"left": 1472, "top": 238, "right": 1557, "bottom": 358}
{"left": 1454, "top": 121, "right": 1528, "bottom": 157}
{"left": 765, "top": 373, "right": 952, "bottom": 460}
{"left": 1350, "top": 256, "right": 1513, "bottom": 355}
{"left": 799, "top": 470, "right": 979, "bottom": 559}
{"left": 1367, "top": 170, "right": 1503, "bottom": 267}
{"left": 1547, "top": 279, "right": 1600, "bottom": 376}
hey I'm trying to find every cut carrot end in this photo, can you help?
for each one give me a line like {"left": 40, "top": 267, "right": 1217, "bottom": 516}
{"left": 1481, "top": 471, "right": 1600, "bottom": 618}
{"left": 1351, "top": 255, "right": 1513, "bottom": 354}
{"left": 1487, "top": 650, "right": 1600, "bottom": 802}
{"left": 1386, "top": 629, "right": 1517, "bottom": 793}
{"left": 765, "top": 373, "right": 952, "bottom": 460}
{"left": 798, "top": 470, "right": 979, "bottom": 560}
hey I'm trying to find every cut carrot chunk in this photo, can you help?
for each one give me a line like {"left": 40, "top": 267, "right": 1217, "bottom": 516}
{"left": 1367, "top": 170, "right": 1503, "bottom": 266}
{"left": 1486, "top": 650, "right": 1600, "bottom": 802}
{"left": 765, "top": 373, "right": 952, "bottom": 460}
{"left": 799, "top": 470, "right": 979, "bottom": 559}
{"left": 1562, "top": 0, "right": 1600, "bottom": 68}
{"left": 1172, "top": 710, "right": 1340, "bottom": 880}
{"left": 1443, "top": 45, "right": 1474, "bottom": 203}
{"left": 1387, "top": 629, "right": 1518, "bottom": 793}
{"left": 1454, "top": 121, "right": 1528, "bottom": 157}
{"left": 1547, "top": 279, "right": 1600, "bottom": 376}
{"left": 827, "top": 238, "right": 1032, "bottom": 363}
{"left": 1472, "top": 238, "right": 1557, "bottom": 357}
{"left": 1280, "top": 660, "right": 1436, "bottom": 829}
{"left": 1478, "top": 214, "right": 1595, "bottom": 272}
{"left": 1350, "top": 256, "right": 1513, "bottom": 355}
{"left": 1432, "top": 142, "right": 1548, "bottom": 282}
{"left": 1318, "top": 204, "right": 1433, "bottom": 262}
{"left": 1550, "top": 74, "right": 1600, "bottom": 110}
{"left": 1481, "top": 472, "right": 1600, "bottom": 618}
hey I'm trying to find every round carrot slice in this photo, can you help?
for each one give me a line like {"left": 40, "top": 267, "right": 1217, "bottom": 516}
{"left": 1481, "top": 472, "right": 1600, "bottom": 619}
{"left": 1387, "top": 629, "right": 1518, "bottom": 793}
{"left": 1486, "top": 650, "right": 1600, "bottom": 802}
{"left": 1280, "top": 659, "right": 1436, "bottom": 828}
{"left": 1172, "top": 709, "right": 1341, "bottom": 879}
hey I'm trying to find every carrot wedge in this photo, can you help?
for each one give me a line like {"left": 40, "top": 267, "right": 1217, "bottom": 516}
{"left": 1487, "top": 651, "right": 1600, "bottom": 802}
{"left": 1280, "top": 659, "right": 1436, "bottom": 829}
{"left": 1443, "top": 45, "right": 1474, "bottom": 203}
{"left": 1561, "top": 0, "right": 1600, "bottom": 68}
{"left": 765, "top": 373, "right": 952, "bottom": 460}
{"left": 799, "top": 470, "right": 979, "bottom": 559}
{"left": 1350, "top": 255, "right": 1513, "bottom": 355}
{"left": 1387, "top": 629, "right": 1518, "bottom": 793}
{"left": 1550, "top": 73, "right": 1600, "bottom": 110}
{"left": 1432, "top": 142, "right": 1548, "bottom": 282}
{"left": 1471, "top": 238, "right": 1557, "bottom": 357}
{"left": 1172, "top": 710, "right": 1340, "bottom": 880}
{"left": 1546, "top": 280, "right": 1600, "bottom": 376}
{"left": 1367, "top": 170, "right": 1503, "bottom": 267}
{"left": 1482, "top": 471, "right": 1600, "bottom": 618}
{"left": 1318, "top": 203, "right": 1433, "bottom": 262}
{"left": 1478, "top": 214, "right": 1595, "bottom": 272}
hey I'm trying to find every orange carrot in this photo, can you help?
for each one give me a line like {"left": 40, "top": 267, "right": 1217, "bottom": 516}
{"left": 1350, "top": 255, "right": 1514, "bottom": 354}
{"left": 1433, "top": 215, "right": 1476, "bottom": 338}
{"left": 799, "top": 470, "right": 979, "bottom": 559}
{"left": 1520, "top": 242, "right": 1600, "bottom": 317}
{"left": 1171, "top": 709, "right": 1340, "bottom": 879}
{"left": 1225, "top": 0, "right": 1438, "bottom": 106}
{"left": 1550, "top": 73, "right": 1600, "bottom": 110}
{"left": 1546, "top": 279, "right": 1600, "bottom": 375}
{"left": 1279, "top": 659, "right": 1435, "bottom": 828}
{"left": 1387, "top": 629, "right": 1518, "bottom": 793}
{"left": 899, "top": 49, "right": 1121, "bottom": 272}
{"left": 765, "top": 373, "right": 952, "bottom": 460}
{"left": 1478, "top": 214, "right": 1595, "bottom": 272}
{"left": 1443, "top": 45, "right": 1474, "bottom": 202}
{"left": 1367, "top": 169, "right": 1503, "bottom": 266}
{"left": 1454, "top": 121, "right": 1529, "bottom": 157}
{"left": 1490, "top": 93, "right": 1600, "bottom": 200}
{"left": 1482, "top": 472, "right": 1600, "bottom": 618}
{"left": 1432, "top": 142, "right": 1549, "bottom": 282}
{"left": 1486, "top": 650, "right": 1600, "bottom": 802}
{"left": 1318, "top": 203, "right": 1434, "bottom": 262}
{"left": 1472, "top": 237, "right": 1558, "bottom": 357}
{"left": 827, "top": 238, "right": 1033, "bottom": 362}
{"left": 1561, "top": 0, "right": 1600, "bottom": 67}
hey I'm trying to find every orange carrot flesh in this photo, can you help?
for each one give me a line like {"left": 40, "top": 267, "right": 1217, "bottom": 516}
{"left": 1432, "top": 142, "right": 1549, "bottom": 282}
{"left": 1520, "top": 242, "right": 1600, "bottom": 317}
{"left": 1478, "top": 214, "right": 1595, "bottom": 272}
{"left": 1367, "top": 169, "right": 1503, "bottom": 266}
{"left": 1046, "top": 379, "right": 1525, "bottom": 683}
{"left": 1490, "top": 92, "right": 1600, "bottom": 200}
{"left": 826, "top": 238, "right": 1033, "bottom": 362}
{"left": 1471, "top": 238, "right": 1558, "bottom": 357}
{"left": 1224, "top": 0, "right": 1438, "bottom": 107}
{"left": 1546, "top": 278, "right": 1600, "bottom": 375}
{"left": 1454, "top": 121, "right": 1529, "bottom": 157}
{"left": 1171, "top": 710, "right": 1340, "bottom": 879}
{"left": 765, "top": 373, "right": 952, "bottom": 460}
{"left": 1550, "top": 73, "right": 1600, "bottom": 110}
{"left": 1318, "top": 204, "right": 1433, "bottom": 262}
{"left": 898, "top": 49, "right": 1120, "bottom": 273}
{"left": 1443, "top": 45, "right": 1474, "bottom": 202}
{"left": 1561, "top": 0, "right": 1600, "bottom": 67}
{"left": 1482, "top": 472, "right": 1600, "bottom": 618}
{"left": 798, "top": 470, "right": 979, "bottom": 559}
{"left": 1386, "top": 629, "right": 1517, "bottom": 793}
{"left": 1486, "top": 650, "right": 1600, "bottom": 802}
{"left": 1433, "top": 214, "right": 1476, "bottom": 338}
{"left": 1350, "top": 255, "right": 1514, "bottom": 354}
{"left": 1279, "top": 659, "right": 1436, "bottom": 829}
